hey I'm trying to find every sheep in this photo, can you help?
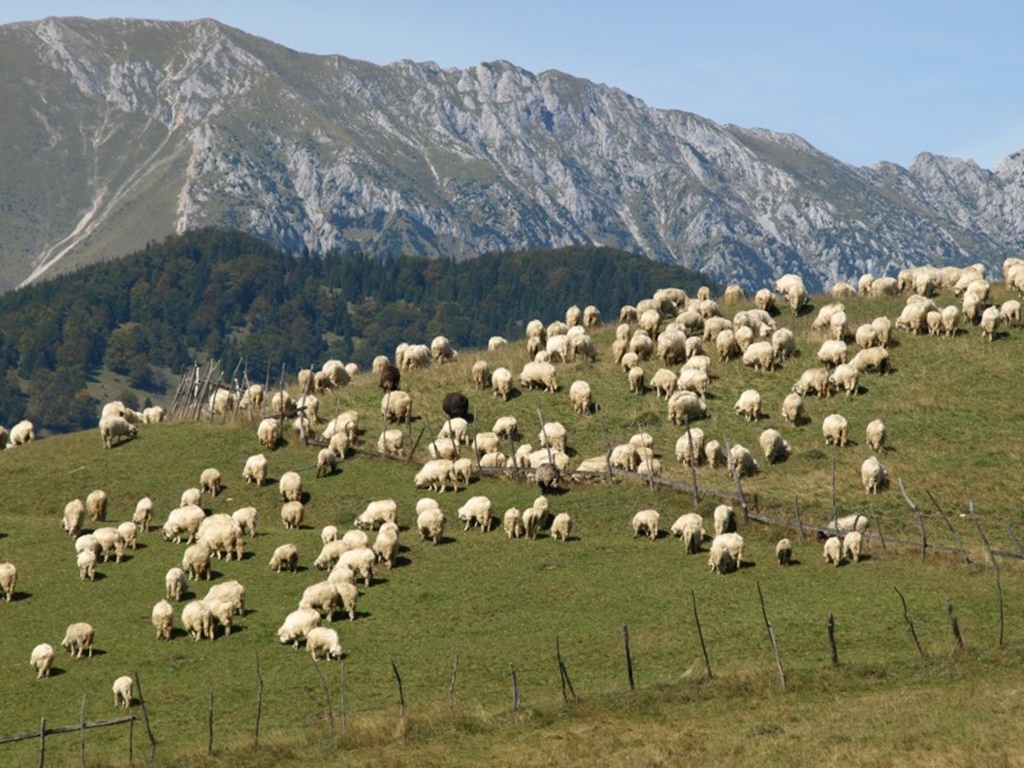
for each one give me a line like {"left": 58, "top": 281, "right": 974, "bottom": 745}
{"left": 980, "top": 306, "right": 1001, "bottom": 341}
{"left": 733, "top": 389, "right": 762, "bottom": 422}
{"left": 99, "top": 414, "right": 138, "bottom": 448}
{"left": 870, "top": 276, "right": 899, "bottom": 297}
{"left": 10, "top": 419, "right": 34, "bottom": 446}
{"left": 742, "top": 340, "right": 777, "bottom": 372}
{"left": 489, "top": 416, "right": 518, "bottom": 442}
{"left": 439, "top": 417, "right": 471, "bottom": 446}
{"left": 582, "top": 305, "right": 601, "bottom": 327}
{"left": 280, "top": 500, "right": 304, "bottom": 531}
{"left": 538, "top": 422, "right": 568, "bottom": 453}
{"left": 775, "top": 538, "right": 793, "bottom": 566}
{"left": 520, "top": 505, "right": 545, "bottom": 539}
{"left": 705, "top": 439, "right": 727, "bottom": 468}
{"left": 378, "top": 361, "right": 401, "bottom": 393}
{"left": 1000, "top": 299, "right": 1021, "bottom": 327}
{"left": 861, "top": 456, "right": 887, "bottom": 494}
{"left": 306, "top": 626, "right": 344, "bottom": 661}
{"left": 780, "top": 392, "right": 807, "bottom": 426}
{"left": 676, "top": 368, "right": 710, "bottom": 400}
{"left": 277, "top": 607, "right": 322, "bottom": 648}
{"left": 414, "top": 459, "right": 458, "bottom": 493}
{"left": 130, "top": 497, "right": 153, "bottom": 533}
{"left": 162, "top": 504, "right": 206, "bottom": 544}
{"left": 151, "top": 600, "right": 174, "bottom": 640}
{"left": 627, "top": 365, "right": 645, "bottom": 395}
{"left": 203, "top": 581, "right": 246, "bottom": 620}
{"left": 817, "top": 340, "right": 848, "bottom": 368}
{"left": 427, "top": 437, "right": 460, "bottom": 461}
{"left": 179, "top": 487, "right": 203, "bottom": 508}
{"left": 938, "top": 305, "right": 960, "bottom": 337}
{"left": 416, "top": 503, "right": 446, "bottom": 544}
{"left": 729, "top": 443, "right": 759, "bottom": 478}
{"left": 823, "top": 536, "right": 843, "bottom": 566}
{"left": 503, "top": 508, "right": 525, "bottom": 539}
{"left": 715, "top": 329, "right": 739, "bottom": 361}
{"left": 337, "top": 547, "right": 376, "bottom": 587}
{"left": 759, "top": 428, "right": 791, "bottom": 464}
{"left": 61, "top": 499, "right": 85, "bottom": 538}
{"left": 771, "top": 327, "right": 797, "bottom": 363}
{"left": 182, "top": 543, "right": 212, "bottom": 581}
{"left": 30, "top": 643, "right": 55, "bottom": 678}
{"left": 197, "top": 467, "right": 222, "bottom": 497}
{"left": 631, "top": 509, "right": 660, "bottom": 541}
{"left": 181, "top": 600, "right": 215, "bottom": 641}
{"left": 712, "top": 505, "right": 736, "bottom": 536}
{"left": 842, "top": 531, "right": 863, "bottom": 564}
{"left": 300, "top": 581, "right": 345, "bottom": 622}
{"left": 257, "top": 417, "right": 282, "bottom": 450}
{"left": 355, "top": 499, "right": 398, "bottom": 530}
{"left": 457, "top": 496, "right": 493, "bottom": 532}
{"left": 373, "top": 521, "right": 400, "bottom": 568}
{"left": 86, "top": 489, "right": 108, "bottom": 522}
{"left": 670, "top": 513, "right": 706, "bottom": 554}
{"left": 400, "top": 343, "right": 431, "bottom": 370}
{"left": 667, "top": 390, "right": 707, "bottom": 425}
{"left": 708, "top": 533, "right": 744, "bottom": 574}
{"left": 62, "top": 622, "right": 95, "bottom": 659}
{"left": 490, "top": 367, "right": 514, "bottom": 401}
{"left": 829, "top": 363, "right": 860, "bottom": 398}
{"left": 519, "top": 361, "right": 559, "bottom": 393}
{"left": 656, "top": 330, "right": 688, "bottom": 366}
{"left": 380, "top": 390, "right": 413, "bottom": 423}
{"left": 822, "top": 414, "right": 849, "bottom": 447}
{"left": 550, "top": 512, "right": 573, "bottom": 541}
{"left": 849, "top": 347, "right": 891, "bottom": 375}
{"left": 242, "top": 453, "right": 268, "bottom": 487}
{"left": 609, "top": 443, "right": 639, "bottom": 473}
{"left": 866, "top": 419, "right": 887, "bottom": 452}
{"left": 675, "top": 428, "right": 706, "bottom": 466}
{"left": 75, "top": 548, "right": 96, "bottom": 581}
{"left": 269, "top": 543, "right": 299, "bottom": 573}
{"left": 278, "top": 471, "right": 303, "bottom": 503}
{"left": 117, "top": 521, "right": 139, "bottom": 551}
{"left": 792, "top": 367, "right": 833, "bottom": 398}
{"left": 567, "top": 379, "right": 594, "bottom": 415}
{"left": 92, "top": 527, "right": 126, "bottom": 563}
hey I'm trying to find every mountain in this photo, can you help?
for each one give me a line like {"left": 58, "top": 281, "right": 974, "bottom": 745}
{"left": 1, "top": 16, "right": 1023, "bottom": 293}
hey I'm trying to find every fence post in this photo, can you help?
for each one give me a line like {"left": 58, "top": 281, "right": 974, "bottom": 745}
{"left": 827, "top": 613, "right": 838, "bottom": 667}
{"left": 897, "top": 477, "right": 927, "bottom": 560}
{"left": 509, "top": 663, "right": 520, "bottom": 711}
{"left": 129, "top": 713, "right": 134, "bottom": 766}
{"left": 312, "top": 660, "right": 334, "bottom": 734}
{"left": 946, "top": 597, "right": 965, "bottom": 651}
{"left": 133, "top": 670, "right": 157, "bottom": 760}
{"left": 793, "top": 496, "right": 805, "bottom": 542}
{"left": 622, "top": 623, "right": 635, "bottom": 691}
{"left": 967, "top": 489, "right": 1004, "bottom": 647}
{"left": 340, "top": 660, "right": 347, "bottom": 739}
{"left": 38, "top": 716, "right": 45, "bottom": 768}
{"left": 80, "top": 695, "right": 86, "bottom": 768}
{"left": 207, "top": 693, "right": 214, "bottom": 755}
{"left": 691, "top": 589, "right": 714, "bottom": 679}
{"left": 254, "top": 653, "right": 263, "bottom": 748}
{"left": 391, "top": 659, "right": 405, "bottom": 717}
{"left": 894, "top": 587, "right": 925, "bottom": 658}
{"left": 448, "top": 653, "right": 459, "bottom": 720}
{"left": 757, "top": 582, "right": 786, "bottom": 693}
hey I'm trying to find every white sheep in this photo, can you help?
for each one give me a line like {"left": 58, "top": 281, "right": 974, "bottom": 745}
{"left": 277, "top": 607, "right": 322, "bottom": 648}
{"left": 280, "top": 501, "right": 304, "bottom": 531}
{"left": 279, "top": 471, "right": 303, "bottom": 502}
{"left": 86, "top": 489, "right": 108, "bottom": 522}
{"left": 550, "top": 512, "right": 573, "bottom": 541}
{"left": 179, "top": 487, "right": 202, "bottom": 508}
{"left": 257, "top": 418, "right": 282, "bottom": 450}
{"left": 92, "top": 526, "right": 126, "bottom": 563}
{"left": 414, "top": 459, "right": 457, "bottom": 493}
{"left": 98, "top": 414, "right": 137, "bottom": 449}
{"left": 503, "top": 508, "right": 525, "bottom": 539}
{"left": 300, "top": 581, "right": 346, "bottom": 622}
{"left": 269, "top": 543, "right": 299, "bottom": 573}
{"left": 676, "top": 368, "right": 709, "bottom": 400}
{"left": 133, "top": 497, "right": 153, "bottom": 533}
{"left": 152, "top": 600, "right": 174, "bottom": 640}
{"left": 181, "top": 600, "right": 215, "bottom": 641}
{"left": 30, "top": 643, "right": 54, "bottom": 678}
{"left": 631, "top": 509, "right": 660, "bottom": 541}
{"left": 742, "top": 340, "right": 777, "bottom": 373}
{"left": 823, "top": 536, "right": 843, "bottom": 567}
{"left": 60, "top": 621, "right": 94, "bottom": 659}
{"left": 373, "top": 521, "right": 400, "bottom": 568}
{"left": 162, "top": 505, "right": 206, "bottom": 544}
{"left": 182, "top": 543, "right": 212, "bottom": 581}
{"left": 337, "top": 547, "right": 376, "bottom": 587}
{"left": 667, "top": 390, "right": 706, "bottom": 425}
{"left": 792, "top": 367, "right": 833, "bottom": 398}
{"left": 712, "top": 505, "right": 736, "bottom": 536}
{"left": 705, "top": 439, "right": 726, "bottom": 468}
{"left": 452, "top": 457, "right": 474, "bottom": 488}
{"left": 491, "top": 367, "right": 513, "bottom": 401}
{"left": 733, "top": 389, "right": 762, "bottom": 422}
{"left": 306, "top": 626, "right": 344, "bottom": 661}
{"left": 842, "top": 531, "right": 863, "bottom": 563}
{"left": 522, "top": 505, "right": 546, "bottom": 540}
{"left": 117, "top": 521, "right": 139, "bottom": 551}
{"left": 519, "top": 361, "right": 559, "bottom": 393}
{"left": 861, "top": 456, "right": 887, "bottom": 494}
{"left": 10, "top": 419, "right": 34, "bottom": 446}
{"left": 1000, "top": 299, "right": 1021, "bottom": 327}
{"left": 243, "top": 453, "right": 268, "bottom": 486}
{"left": 204, "top": 580, "right": 246, "bottom": 617}
{"left": 816, "top": 340, "right": 848, "bottom": 368}
{"left": 77, "top": 549, "right": 97, "bottom": 581}
{"left": 376, "top": 428, "right": 404, "bottom": 458}
{"left": 866, "top": 419, "right": 887, "bottom": 452}
{"left": 708, "top": 532, "right": 744, "bottom": 574}
{"left": 822, "top": 414, "right": 849, "bottom": 447}
{"left": 231, "top": 506, "right": 258, "bottom": 539}
{"left": 62, "top": 499, "right": 85, "bottom": 538}
{"left": 569, "top": 380, "right": 593, "bottom": 415}
{"left": 457, "top": 496, "right": 493, "bottom": 532}
{"left": 780, "top": 392, "right": 806, "bottom": 426}
{"left": 849, "top": 347, "right": 890, "bottom": 375}
{"left": 775, "top": 538, "right": 793, "bottom": 566}
{"left": 355, "top": 499, "right": 398, "bottom": 530}
{"left": 758, "top": 428, "right": 791, "bottom": 464}
{"left": 670, "top": 513, "right": 705, "bottom": 554}
{"left": 416, "top": 503, "right": 446, "bottom": 544}
{"left": 200, "top": 467, "right": 222, "bottom": 496}
{"left": 165, "top": 567, "right": 187, "bottom": 601}
{"left": 728, "top": 443, "right": 759, "bottom": 478}
{"left": 829, "top": 363, "right": 860, "bottom": 398}
{"left": 980, "top": 306, "right": 1001, "bottom": 341}
{"left": 675, "top": 428, "right": 706, "bottom": 465}
{"left": 538, "top": 422, "right": 568, "bottom": 453}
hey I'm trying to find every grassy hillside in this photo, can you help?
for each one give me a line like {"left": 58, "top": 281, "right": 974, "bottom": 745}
{"left": 1, "top": 285, "right": 1024, "bottom": 766}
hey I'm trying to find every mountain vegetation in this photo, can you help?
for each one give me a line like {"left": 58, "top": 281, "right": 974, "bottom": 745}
{"left": 0, "top": 229, "right": 711, "bottom": 433}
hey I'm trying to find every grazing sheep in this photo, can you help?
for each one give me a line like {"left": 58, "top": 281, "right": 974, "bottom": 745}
{"left": 179, "top": 487, "right": 203, "bottom": 508}
{"left": 733, "top": 389, "right": 762, "bottom": 422}
{"left": 182, "top": 543, "right": 212, "bottom": 581}
{"left": 667, "top": 390, "right": 707, "bottom": 425}
{"left": 675, "top": 428, "right": 706, "bottom": 465}
{"left": 416, "top": 502, "right": 446, "bottom": 544}
{"left": 831, "top": 513, "right": 871, "bottom": 536}
{"left": 676, "top": 368, "right": 710, "bottom": 400}
{"left": 728, "top": 443, "right": 759, "bottom": 478}
{"left": 792, "top": 367, "right": 833, "bottom": 399}
{"left": 776, "top": 538, "right": 793, "bottom": 566}
{"left": 538, "top": 422, "right": 568, "bottom": 453}
{"left": 165, "top": 567, "right": 188, "bottom": 601}
{"left": 705, "top": 439, "right": 727, "bottom": 468}
{"left": 519, "top": 361, "right": 559, "bottom": 393}
{"left": 522, "top": 505, "right": 546, "bottom": 539}
{"left": 670, "top": 513, "right": 706, "bottom": 554}
{"left": 830, "top": 363, "right": 860, "bottom": 398}
{"left": 336, "top": 547, "right": 376, "bottom": 587}
{"left": 77, "top": 549, "right": 97, "bottom": 581}
{"left": 861, "top": 456, "right": 887, "bottom": 494}
{"left": 306, "top": 627, "right": 344, "bottom": 661}
{"left": 780, "top": 392, "right": 807, "bottom": 426}
{"left": 816, "top": 340, "right": 848, "bottom": 368}
{"left": 300, "top": 581, "right": 345, "bottom": 622}
{"left": 111, "top": 676, "right": 134, "bottom": 708}
{"left": 503, "top": 508, "right": 525, "bottom": 539}
{"left": 822, "top": 414, "right": 849, "bottom": 447}
{"left": 181, "top": 600, "right": 215, "bottom": 641}
{"left": 842, "top": 531, "right": 863, "bottom": 563}
{"left": 269, "top": 543, "right": 299, "bottom": 573}
{"left": 62, "top": 499, "right": 85, "bottom": 538}
{"left": 823, "top": 536, "right": 843, "bottom": 567}
{"left": 231, "top": 506, "right": 258, "bottom": 538}
{"left": 243, "top": 453, "right": 268, "bottom": 487}
{"left": 490, "top": 367, "right": 514, "bottom": 401}
{"left": 631, "top": 509, "right": 660, "bottom": 541}
{"left": 86, "top": 490, "right": 108, "bottom": 522}
{"left": 99, "top": 414, "right": 138, "bottom": 448}
{"left": 257, "top": 417, "right": 282, "bottom": 450}
{"left": 92, "top": 526, "right": 126, "bottom": 563}
{"left": 61, "top": 622, "right": 95, "bottom": 659}
{"left": 380, "top": 390, "right": 413, "bottom": 423}
{"left": 758, "top": 428, "right": 791, "bottom": 464}
{"left": 457, "top": 496, "right": 493, "bottom": 532}
{"left": 432, "top": 335, "right": 458, "bottom": 364}
{"left": 281, "top": 501, "right": 304, "bottom": 530}
{"left": 866, "top": 419, "right": 887, "bottom": 452}
{"left": 854, "top": 324, "right": 879, "bottom": 349}
{"left": 279, "top": 471, "right": 303, "bottom": 502}
{"left": 414, "top": 459, "right": 458, "bottom": 493}
{"left": 277, "top": 607, "right": 322, "bottom": 648}
{"left": 742, "top": 340, "right": 777, "bottom": 373}
{"left": 200, "top": 467, "right": 222, "bottom": 496}
{"left": 152, "top": 600, "right": 174, "bottom": 640}
{"left": 372, "top": 521, "right": 400, "bottom": 569}
{"left": 550, "top": 512, "right": 573, "bottom": 541}
{"left": 708, "top": 533, "right": 744, "bottom": 574}
{"left": 162, "top": 505, "right": 206, "bottom": 544}
{"left": 30, "top": 643, "right": 55, "bottom": 678}
{"left": 355, "top": 499, "right": 398, "bottom": 530}
{"left": 1000, "top": 300, "right": 1021, "bottom": 327}
{"left": 849, "top": 347, "right": 891, "bottom": 375}
{"left": 713, "top": 505, "right": 736, "bottom": 536}
{"left": 10, "top": 419, "right": 34, "bottom": 446}
{"left": 316, "top": 448, "right": 338, "bottom": 478}
{"left": 133, "top": 497, "right": 153, "bottom": 533}
{"left": 117, "top": 521, "right": 139, "bottom": 551}
{"left": 980, "top": 306, "right": 1001, "bottom": 341}
{"left": 940, "top": 305, "right": 960, "bottom": 336}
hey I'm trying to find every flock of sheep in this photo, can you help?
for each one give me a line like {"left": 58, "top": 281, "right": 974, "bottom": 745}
{"left": 2, "top": 255, "right": 1023, "bottom": 717}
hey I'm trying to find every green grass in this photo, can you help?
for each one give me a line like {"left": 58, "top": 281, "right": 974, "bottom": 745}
{"left": 2, "top": 286, "right": 1024, "bottom": 765}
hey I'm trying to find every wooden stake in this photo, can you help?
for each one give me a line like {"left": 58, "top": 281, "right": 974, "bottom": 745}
{"left": 894, "top": 587, "right": 925, "bottom": 658}
{"left": 897, "top": 477, "right": 927, "bottom": 560}
{"left": 927, "top": 490, "right": 970, "bottom": 563}
{"left": 254, "top": 653, "right": 263, "bottom": 748}
{"left": 312, "top": 658, "right": 334, "bottom": 733}
{"left": 967, "top": 489, "right": 1003, "bottom": 647}
{"left": 391, "top": 659, "right": 405, "bottom": 717}
{"left": 509, "top": 663, "right": 520, "bottom": 711}
{"left": 946, "top": 597, "right": 965, "bottom": 651}
{"left": 133, "top": 670, "right": 157, "bottom": 759}
{"left": 827, "top": 613, "right": 838, "bottom": 667}
{"left": 622, "top": 623, "right": 635, "bottom": 691}
{"left": 757, "top": 582, "right": 786, "bottom": 692}
{"left": 207, "top": 693, "right": 214, "bottom": 755}
{"left": 794, "top": 496, "right": 805, "bottom": 542}
{"left": 691, "top": 589, "right": 714, "bottom": 679}
{"left": 448, "top": 653, "right": 459, "bottom": 719}
{"left": 80, "top": 694, "right": 86, "bottom": 768}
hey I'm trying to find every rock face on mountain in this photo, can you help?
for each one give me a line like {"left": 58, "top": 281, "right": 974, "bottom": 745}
{"left": 1, "top": 16, "right": 1022, "bottom": 293}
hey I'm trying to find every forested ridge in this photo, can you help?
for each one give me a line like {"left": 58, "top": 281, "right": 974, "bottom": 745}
{"left": 0, "top": 229, "right": 712, "bottom": 433}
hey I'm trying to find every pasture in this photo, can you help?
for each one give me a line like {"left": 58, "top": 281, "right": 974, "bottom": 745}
{"left": 2, "top": 282, "right": 1024, "bottom": 766}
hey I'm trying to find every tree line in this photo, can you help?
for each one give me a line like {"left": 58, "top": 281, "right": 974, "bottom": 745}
{"left": 0, "top": 228, "right": 712, "bottom": 433}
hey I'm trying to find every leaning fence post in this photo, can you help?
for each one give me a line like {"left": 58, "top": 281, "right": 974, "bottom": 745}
{"left": 38, "top": 716, "right": 45, "bottom": 768}
{"left": 254, "top": 653, "right": 263, "bottom": 748}
{"left": 691, "top": 589, "right": 714, "bottom": 679}
{"left": 622, "top": 623, "right": 635, "bottom": 691}
{"left": 207, "top": 693, "right": 214, "bottom": 755}
{"left": 946, "top": 597, "right": 965, "bottom": 651}
{"left": 340, "top": 660, "right": 347, "bottom": 739}
{"left": 793, "top": 496, "right": 805, "bottom": 542}
{"left": 967, "top": 489, "right": 1004, "bottom": 647}
{"left": 129, "top": 713, "right": 134, "bottom": 766}
{"left": 391, "top": 659, "right": 405, "bottom": 717}
{"left": 509, "top": 663, "right": 520, "bottom": 711}
{"left": 827, "top": 613, "right": 839, "bottom": 667}
{"left": 448, "top": 653, "right": 459, "bottom": 719}
{"left": 898, "top": 477, "right": 927, "bottom": 560}
{"left": 894, "top": 587, "right": 925, "bottom": 658}
{"left": 757, "top": 582, "right": 786, "bottom": 692}
{"left": 133, "top": 670, "right": 157, "bottom": 759}
{"left": 80, "top": 695, "right": 87, "bottom": 768}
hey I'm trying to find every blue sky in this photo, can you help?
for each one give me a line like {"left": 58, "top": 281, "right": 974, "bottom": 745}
{"left": 3, "top": 1, "right": 1022, "bottom": 169}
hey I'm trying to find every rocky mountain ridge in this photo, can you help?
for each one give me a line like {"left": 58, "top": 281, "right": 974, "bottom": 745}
{"left": 1, "top": 16, "right": 1022, "bottom": 293}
